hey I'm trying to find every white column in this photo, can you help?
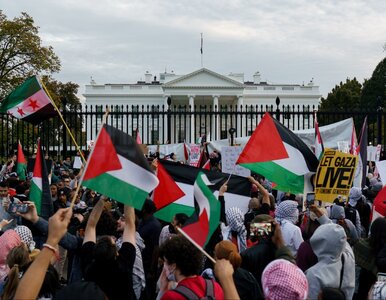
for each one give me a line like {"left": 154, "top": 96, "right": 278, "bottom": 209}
{"left": 189, "top": 95, "right": 195, "bottom": 143}
{"left": 164, "top": 95, "right": 170, "bottom": 143}
{"left": 212, "top": 95, "right": 219, "bottom": 141}
{"left": 237, "top": 95, "right": 244, "bottom": 137}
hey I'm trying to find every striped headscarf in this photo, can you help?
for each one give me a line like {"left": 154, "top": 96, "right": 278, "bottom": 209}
{"left": 226, "top": 207, "right": 247, "bottom": 253}
{"left": 276, "top": 200, "right": 299, "bottom": 224}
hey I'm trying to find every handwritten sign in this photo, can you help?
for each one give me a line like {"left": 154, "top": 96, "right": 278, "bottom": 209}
{"left": 315, "top": 149, "right": 358, "bottom": 202}
{"left": 189, "top": 144, "right": 201, "bottom": 167}
{"left": 221, "top": 146, "right": 250, "bottom": 177}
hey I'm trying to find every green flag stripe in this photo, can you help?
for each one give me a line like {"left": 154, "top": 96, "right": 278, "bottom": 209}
{"left": 0, "top": 77, "right": 41, "bottom": 112}
{"left": 240, "top": 161, "right": 304, "bottom": 194}
{"left": 16, "top": 163, "right": 27, "bottom": 181}
{"left": 154, "top": 203, "right": 195, "bottom": 222}
{"left": 83, "top": 173, "right": 149, "bottom": 210}
{"left": 195, "top": 173, "right": 221, "bottom": 244}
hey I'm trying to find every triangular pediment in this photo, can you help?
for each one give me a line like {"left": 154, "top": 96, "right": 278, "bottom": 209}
{"left": 163, "top": 68, "right": 244, "bottom": 88}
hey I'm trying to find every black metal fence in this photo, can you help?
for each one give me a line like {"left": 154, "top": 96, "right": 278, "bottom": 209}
{"left": 0, "top": 103, "right": 383, "bottom": 160}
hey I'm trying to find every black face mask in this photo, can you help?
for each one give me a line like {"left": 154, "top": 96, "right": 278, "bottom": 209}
{"left": 168, "top": 224, "right": 177, "bottom": 234}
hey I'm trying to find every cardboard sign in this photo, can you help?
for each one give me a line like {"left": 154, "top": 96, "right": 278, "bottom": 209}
{"left": 221, "top": 146, "right": 250, "bottom": 177}
{"left": 315, "top": 149, "right": 358, "bottom": 203}
{"left": 73, "top": 156, "right": 83, "bottom": 169}
{"left": 189, "top": 144, "right": 201, "bottom": 167}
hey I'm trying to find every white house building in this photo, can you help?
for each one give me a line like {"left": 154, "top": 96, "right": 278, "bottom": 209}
{"left": 83, "top": 68, "right": 321, "bottom": 144}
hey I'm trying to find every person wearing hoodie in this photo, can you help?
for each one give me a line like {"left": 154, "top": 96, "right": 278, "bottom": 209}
{"left": 329, "top": 204, "right": 359, "bottom": 245}
{"left": 275, "top": 200, "right": 303, "bottom": 258}
{"left": 306, "top": 205, "right": 355, "bottom": 300}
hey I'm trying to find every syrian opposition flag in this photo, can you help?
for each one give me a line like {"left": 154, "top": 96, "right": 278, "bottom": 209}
{"left": 314, "top": 113, "right": 324, "bottom": 160}
{"left": 29, "top": 139, "right": 53, "bottom": 219}
{"left": 82, "top": 124, "right": 158, "bottom": 210}
{"left": 236, "top": 112, "right": 319, "bottom": 194}
{"left": 154, "top": 160, "right": 251, "bottom": 223}
{"left": 179, "top": 172, "right": 221, "bottom": 247}
{"left": 153, "top": 162, "right": 185, "bottom": 210}
{"left": 0, "top": 76, "right": 57, "bottom": 125}
{"left": 16, "top": 141, "right": 27, "bottom": 181}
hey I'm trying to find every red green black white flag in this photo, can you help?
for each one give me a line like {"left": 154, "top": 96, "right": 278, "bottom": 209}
{"left": 29, "top": 138, "right": 53, "bottom": 219}
{"left": 0, "top": 76, "right": 57, "bottom": 125}
{"left": 236, "top": 112, "right": 319, "bottom": 194}
{"left": 82, "top": 124, "right": 159, "bottom": 210}
{"left": 179, "top": 172, "right": 221, "bottom": 247}
{"left": 17, "top": 141, "right": 27, "bottom": 181}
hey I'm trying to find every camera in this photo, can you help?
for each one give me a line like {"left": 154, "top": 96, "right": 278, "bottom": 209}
{"left": 250, "top": 222, "right": 274, "bottom": 238}
{"left": 8, "top": 203, "right": 29, "bottom": 214}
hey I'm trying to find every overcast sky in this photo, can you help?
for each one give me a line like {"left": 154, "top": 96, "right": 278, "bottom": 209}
{"left": 2, "top": 0, "right": 386, "bottom": 99}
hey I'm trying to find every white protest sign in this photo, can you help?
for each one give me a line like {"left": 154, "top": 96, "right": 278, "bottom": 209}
{"left": 73, "top": 156, "right": 82, "bottom": 169}
{"left": 221, "top": 146, "right": 250, "bottom": 177}
{"left": 376, "top": 160, "right": 386, "bottom": 183}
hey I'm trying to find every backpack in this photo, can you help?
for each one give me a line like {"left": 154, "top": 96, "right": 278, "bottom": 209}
{"left": 344, "top": 206, "right": 357, "bottom": 226}
{"left": 173, "top": 278, "right": 215, "bottom": 300}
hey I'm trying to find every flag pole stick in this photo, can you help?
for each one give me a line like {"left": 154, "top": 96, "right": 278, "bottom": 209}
{"left": 39, "top": 78, "right": 86, "bottom": 164}
{"left": 227, "top": 163, "right": 237, "bottom": 181}
{"left": 177, "top": 227, "right": 216, "bottom": 264}
{"left": 69, "top": 109, "right": 110, "bottom": 208}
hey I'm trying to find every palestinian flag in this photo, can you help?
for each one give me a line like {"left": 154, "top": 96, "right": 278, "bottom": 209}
{"left": 153, "top": 161, "right": 185, "bottom": 210}
{"left": 82, "top": 124, "right": 159, "bottom": 210}
{"left": 180, "top": 172, "right": 220, "bottom": 247}
{"left": 0, "top": 76, "right": 57, "bottom": 125}
{"left": 314, "top": 113, "right": 324, "bottom": 160}
{"left": 16, "top": 141, "right": 27, "bottom": 181}
{"left": 29, "top": 139, "right": 53, "bottom": 219}
{"left": 154, "top": 160, "right": 251, "bottom": 222}
{"left": 358, "top": 116, "right": 368, "bottom": 188}
{"left": 236, "top": 112, "right": 319, "bottom": 194}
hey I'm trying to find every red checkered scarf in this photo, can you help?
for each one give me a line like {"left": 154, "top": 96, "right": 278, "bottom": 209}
{"left": 262, "top": 259, "right": 308, "bottom": 300}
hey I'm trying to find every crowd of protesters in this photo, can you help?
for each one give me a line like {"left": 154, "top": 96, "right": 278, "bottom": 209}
{"left": 0, "top": 145, "right": 385, "bottom": 300}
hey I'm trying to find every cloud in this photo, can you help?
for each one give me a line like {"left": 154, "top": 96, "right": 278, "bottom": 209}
{"left": 2, "top": 0, "right": 386, "bottom": 98}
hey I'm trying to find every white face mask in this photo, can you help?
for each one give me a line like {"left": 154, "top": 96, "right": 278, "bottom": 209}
{"left": 165, "top": 263, "right": 176, "bottom": 282}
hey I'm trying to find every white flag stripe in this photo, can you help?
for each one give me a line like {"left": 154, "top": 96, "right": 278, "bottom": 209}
{"left": 107, "top": 154, "right": 159, "bottom": 193}
{"left": 32, "top": 177, "right": 43, "bottom": 190}
{"left": 273, "top": 142, "right": 310, "bottom": 176}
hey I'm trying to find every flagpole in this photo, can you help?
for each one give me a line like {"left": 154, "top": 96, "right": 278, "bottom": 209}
{"left": 200, "top": 33, "right": 203, "bottom": 68}
{"left": 38, "top": 78, "right": 86, "bottom": 164}
{"left": 69, "top": 108, "right": 110, "bottom": 208}
{"left": 177, "top": 227, "right": 216, "bottom": 264}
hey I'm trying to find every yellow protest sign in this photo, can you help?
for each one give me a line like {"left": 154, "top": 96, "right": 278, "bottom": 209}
{"left": 315, "top": 149, "right": 358, "bottom": 203}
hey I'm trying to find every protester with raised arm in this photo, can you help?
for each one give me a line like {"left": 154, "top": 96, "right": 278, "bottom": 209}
{"left": 81, "top": 197, "right": 136, "bottom": 300}
{"left": 14, "top": 207, "right": 72, "bottom": 299}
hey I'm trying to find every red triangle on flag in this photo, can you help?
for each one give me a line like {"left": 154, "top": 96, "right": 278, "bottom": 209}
{"left": 33, "top": 139, "right": 43, "bottom": 178}
{"left": 237, "top": 112, "right": 288, "bottom": 164}
{"left": 181, "top": 209, "right": 209, "bottom": 247}
{"left": 202, "top": 160, "right": 210, "bottom": 170}
{"left": 18, "top": 140, "right": 27, "bottom": 164}
{"left": 83, "top": 126, "right": 122, "bottom": 181}
{"left": 153, "top": 162, "right": 185, "bottom": 209}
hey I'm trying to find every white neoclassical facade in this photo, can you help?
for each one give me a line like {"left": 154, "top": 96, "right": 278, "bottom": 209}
{"left": 83, "top": 68, "right": 321, "bottom": 144}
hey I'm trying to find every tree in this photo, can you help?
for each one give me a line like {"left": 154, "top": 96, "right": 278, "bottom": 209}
{"left": 0, "top": 11, "right": 61, "bottom": 98}
{"left": 360, "top": 57, "right": 386, "bottom": 111}
{"left": 319, "top": 78, "right": 362, "bottom": 112}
